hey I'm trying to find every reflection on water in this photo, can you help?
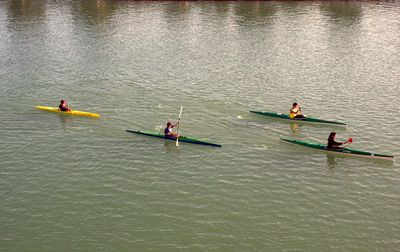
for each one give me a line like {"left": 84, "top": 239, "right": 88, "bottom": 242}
{"left": 164, "top": 139, "right": 181, "bottom": 156}
{"left": 7, "top": 0, "right": 46, "bottom": 19}
{"left": 3, "top": 0, "right": 366, "bottom": 29}
{"left": 163, "top": 1, "right": 191, "bottom": 16}
{"left": 326, "top": 152, "right": 394, "bottom": 167}
{"left": 320, "top": 2, "right": 363, "bottom": 24}
{"left": 207, "top": 2, "right": 231, "bottom": 17}
{"left": 73, "top": 0, "right": 116, "bottom": 24}
{"left": 58, "top": 114, "right": 73, "bottom": 131}
{"left": 277, "top": 1, "right": 312, "bottom": 12}
{"left": 326, "top": 153, "right": 338, "bottom": 166}
{"left": 233, "top": 1, "right": 277, "bottom": 26}
{"left": 289, "top": 122, "right": 302, "bottom": 133}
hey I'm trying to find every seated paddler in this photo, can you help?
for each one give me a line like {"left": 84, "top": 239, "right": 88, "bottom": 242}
{"left": 164, "top": 122, "right": 179, "bottom": 139}
{"left": 289, "top": 102, "right": 305, "bottom": 119}
{"left": 327, "top": 132, "right": 352, "bottom": 149}
{"left": 59, "top": 100, "right": 71, "bottom": 112}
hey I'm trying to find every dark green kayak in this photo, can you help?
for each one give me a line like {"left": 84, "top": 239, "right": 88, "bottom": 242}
{"left": 281, "top": 138, "right": 394, "bottom": 160}
{"left": 126, "top": 130, "right": 222, "bottom": 147}
{"left": 250, "top": 111, "right": 346, "bottom": 125}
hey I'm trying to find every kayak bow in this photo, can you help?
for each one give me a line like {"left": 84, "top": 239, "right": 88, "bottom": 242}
{"left": 36, "top": 106, "right": 100, "bottom": 118}
{"left": 126, "top": 129, "right": 222, "bottom": 147}
{"left": 281, "top": 138, "right": 394, "bottom": 160}
{"left": 250, "top": 111, "right": 346, "bottom": 125}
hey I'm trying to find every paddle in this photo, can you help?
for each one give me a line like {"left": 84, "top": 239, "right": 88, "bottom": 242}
{"left": 176, "top": 107, "right": 183, "bottom": 147}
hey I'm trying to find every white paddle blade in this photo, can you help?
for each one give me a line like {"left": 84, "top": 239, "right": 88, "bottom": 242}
{"left": 176, "top": 107, "right": 183, "bottom": 147}
{"left": 178, "top": 107, "right": 183, "bottom": 119}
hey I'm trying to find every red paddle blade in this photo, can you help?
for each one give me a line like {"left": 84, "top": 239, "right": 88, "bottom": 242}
{"left": 347, "top": 138, "right": 353, "bottom": 143}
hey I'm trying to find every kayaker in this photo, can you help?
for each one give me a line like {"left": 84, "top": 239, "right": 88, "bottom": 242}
{"left": 164, "top": 122, "right": 179, "bottom": 138}
{"left": 58, "top": 100, "right": 71, "bottom": 112}
{"left": 289, "top": 103, "right": 305, "bottom": 119}
{"left": 327, "top": 132, "right": 349, "bottom": 149}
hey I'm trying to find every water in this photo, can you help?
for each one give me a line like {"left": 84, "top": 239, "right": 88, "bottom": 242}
{"left": 1, "top": 1, "right": 399, "bottom": 251}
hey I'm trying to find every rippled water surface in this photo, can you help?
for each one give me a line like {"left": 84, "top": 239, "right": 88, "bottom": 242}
{"left": 1, "top": 1, "right": 399, "bottom": 251}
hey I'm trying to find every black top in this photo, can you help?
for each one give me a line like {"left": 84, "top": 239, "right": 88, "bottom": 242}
{"left": 59, "top": 104, "right": 69, "bottom": 111}
{"left": 327, "top": 139, "right": 343, "bottom": 149}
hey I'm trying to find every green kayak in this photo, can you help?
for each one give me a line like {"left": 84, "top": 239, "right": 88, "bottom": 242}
{"left": 126, "top": 130, "right": 222, "bottom": 147}
{"left": 281, "top": 138, "right": 394, "bottom": 160}
{"left": 250, "top": 111, "right": 346, "bottom": 125}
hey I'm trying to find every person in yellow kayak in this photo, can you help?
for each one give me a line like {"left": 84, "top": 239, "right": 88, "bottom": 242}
{"left": 289, "top": 102, "right": 305, "bottom": 119}
{"left": 164, "top": 122, "right": 179, "bottom": 138}
{"left": 59, "top": 100, "right": 71, "bottom": 112}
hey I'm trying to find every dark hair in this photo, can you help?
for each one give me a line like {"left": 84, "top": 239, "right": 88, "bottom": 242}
{"left": 328, "top": 132, "right": 336, "bottom": 141}
{"left": 292, "top": 103, "right": 298, "bottom": 107}
{"left": 167, "top": 122, "right": 172, "bottom": 126}
{"left": 61, "top": 100, "right": 65, "bottom": 103}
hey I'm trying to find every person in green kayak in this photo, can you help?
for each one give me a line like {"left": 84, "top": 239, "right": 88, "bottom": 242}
{"left": 289, "top": 102, "right": 305, "bottom": 119}
{"left": 327, "top": 132, "right": 352, "bottom": 149}
{"left": 164, "top": 122, "right": 179, "bottom": 138}
{"left": 59, "top": 100, "right": 71, "bottom": 112}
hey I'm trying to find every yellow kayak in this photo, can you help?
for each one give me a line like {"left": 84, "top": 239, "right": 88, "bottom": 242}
{"left": 35, "top": 106, "right": 100, "bottom": 118}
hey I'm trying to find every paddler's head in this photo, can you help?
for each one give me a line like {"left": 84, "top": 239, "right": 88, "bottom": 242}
{"left": 292, "top": 102, "right": 298, "bottom": 107}
{"left": 328, "top": 132, "right": 336, "bottom": 140}
{"left": 61, "top": 100, "right": 66, "bottom": 104}
{"left": 167, "top": 122, "right": 172, "bottom": 127}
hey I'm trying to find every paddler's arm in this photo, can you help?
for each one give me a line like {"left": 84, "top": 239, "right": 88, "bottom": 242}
{"left": 334, "top": 140, "right": 344, "bottom": 146}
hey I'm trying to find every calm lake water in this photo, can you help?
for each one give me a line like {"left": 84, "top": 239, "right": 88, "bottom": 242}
{"left": 1, "top": 1, "right": 399, "bottom": 251}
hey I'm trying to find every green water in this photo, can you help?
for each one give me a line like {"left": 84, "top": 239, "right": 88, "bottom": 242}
{"left": 1, "top": 1, "right": 399, "bottom": 251}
